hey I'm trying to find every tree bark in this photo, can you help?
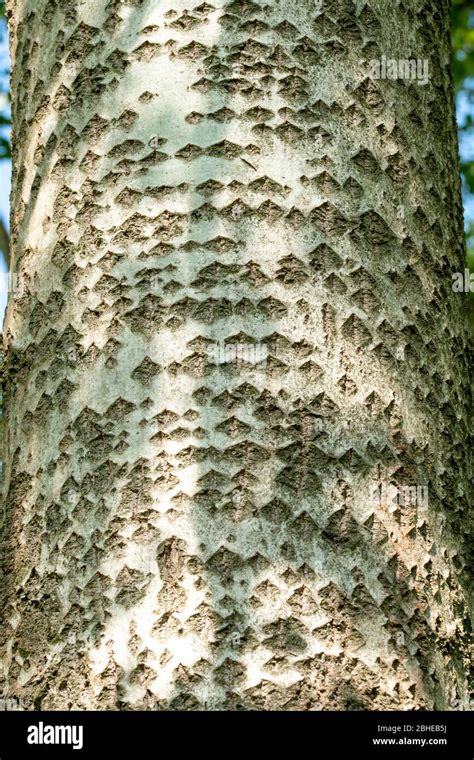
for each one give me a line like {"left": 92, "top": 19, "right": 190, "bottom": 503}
{"left": 1, "top": 0, "right": 471, "bottom": 710}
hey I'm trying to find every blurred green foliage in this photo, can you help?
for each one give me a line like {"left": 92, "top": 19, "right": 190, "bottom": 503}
{"left": 452, "top": 0, "right": 474, "bottom": 266}
{"left": 0, "top": 0, "right": 9, "bottom": 161}
{"left": 452, "top": 1, "right": 474, "bottom": 187}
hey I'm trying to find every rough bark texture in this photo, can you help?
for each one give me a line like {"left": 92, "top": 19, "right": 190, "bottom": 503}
{"left": 1, "top": 0, "right": 471, "bottom": 710}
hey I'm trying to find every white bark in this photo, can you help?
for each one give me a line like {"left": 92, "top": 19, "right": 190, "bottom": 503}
{"left": 0, "top": 0, "right": 471, "bottom": 710}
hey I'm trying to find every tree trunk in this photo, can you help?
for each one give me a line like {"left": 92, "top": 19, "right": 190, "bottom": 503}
{"left": 1, "top": 0, "right": 471, "bottom": 710}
